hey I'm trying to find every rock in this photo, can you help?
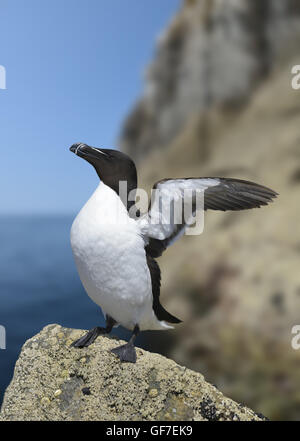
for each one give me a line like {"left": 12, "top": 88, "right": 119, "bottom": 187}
{"left": 0, "top": 324, "right": 263, "bottom": 421}
{"left": 134, "top": 55, "right": 300, "bottom": 420}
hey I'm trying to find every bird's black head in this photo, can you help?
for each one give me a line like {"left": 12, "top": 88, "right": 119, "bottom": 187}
{"left": 69, "top": 143, "right": 137, "bottom": 205}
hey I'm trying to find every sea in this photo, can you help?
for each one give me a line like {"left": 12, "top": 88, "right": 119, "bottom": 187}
{"left": 0, "top": 215, "right": 146, "bottom": 405}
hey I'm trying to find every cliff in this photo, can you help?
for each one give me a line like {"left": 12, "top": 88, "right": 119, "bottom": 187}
{"left": 0, "top": 324, "right": 264, "bottom": 421}
{"left": 117, "top": 0, "right": 300, "bottom": 420}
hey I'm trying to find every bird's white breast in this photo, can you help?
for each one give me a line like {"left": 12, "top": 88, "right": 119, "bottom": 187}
{"left": 70, "top": 182, "right": 168, "bottom": 331}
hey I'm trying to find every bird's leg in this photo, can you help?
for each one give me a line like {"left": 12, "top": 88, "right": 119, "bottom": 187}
{"left": 71, "top": 315, "right": 116, "bottom": 348}
{"left": 111, "top": 325, "right": 139, "bottom": 363}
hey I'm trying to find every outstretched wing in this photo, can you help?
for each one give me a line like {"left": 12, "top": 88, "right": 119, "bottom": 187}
{"left": 137, "top": 177, "right": 278, "bottom": 257}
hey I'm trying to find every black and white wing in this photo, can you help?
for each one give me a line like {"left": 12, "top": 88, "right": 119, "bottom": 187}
{"left": 137, "top": 177, "right": 278, "bottom": 257}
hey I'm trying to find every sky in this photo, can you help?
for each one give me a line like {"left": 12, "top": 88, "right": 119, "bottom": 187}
{"left": 0, "top": 0, "right": 181, "bottom": 214}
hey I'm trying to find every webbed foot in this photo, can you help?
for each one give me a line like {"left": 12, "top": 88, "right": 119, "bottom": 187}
{"left": 111, "top": 342, "right": 137, "bottom": 363}
{"left": 71, "top": 326, "right": 106, "bottom": 348}
{"left": 71, "top": 315, "right": 116, "bottom": 348}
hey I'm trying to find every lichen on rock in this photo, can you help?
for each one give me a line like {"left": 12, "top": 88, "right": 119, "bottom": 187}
{"left": 0, "top": 324, "right": 265, "bottom": 421}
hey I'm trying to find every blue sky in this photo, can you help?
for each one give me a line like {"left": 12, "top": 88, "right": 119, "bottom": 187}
{"left": 0, "top": 0, "right": 180, "bottom": 214}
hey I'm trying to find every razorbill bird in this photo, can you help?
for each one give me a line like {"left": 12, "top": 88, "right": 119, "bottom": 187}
{"left": 69, "top": 142, "right": 277, "bottom": 363}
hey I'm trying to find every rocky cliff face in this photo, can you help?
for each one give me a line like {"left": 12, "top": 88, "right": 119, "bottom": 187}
{"left": 0, "top": 325, "right": 264, "bottom": 421}
{"left": 118, "top": 0, "right": 300, "bottom": 420}
{"left": 120, "top": 0, "right": 300, "bottom": 161}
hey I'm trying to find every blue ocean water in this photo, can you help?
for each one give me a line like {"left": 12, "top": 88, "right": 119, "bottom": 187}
{"left": 0, "top": 215, "right": 138, "bottom": 404}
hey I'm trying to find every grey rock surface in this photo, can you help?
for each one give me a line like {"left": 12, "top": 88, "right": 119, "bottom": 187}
{"left": 0, "top": 324, "right": 264, "bottom": 421}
